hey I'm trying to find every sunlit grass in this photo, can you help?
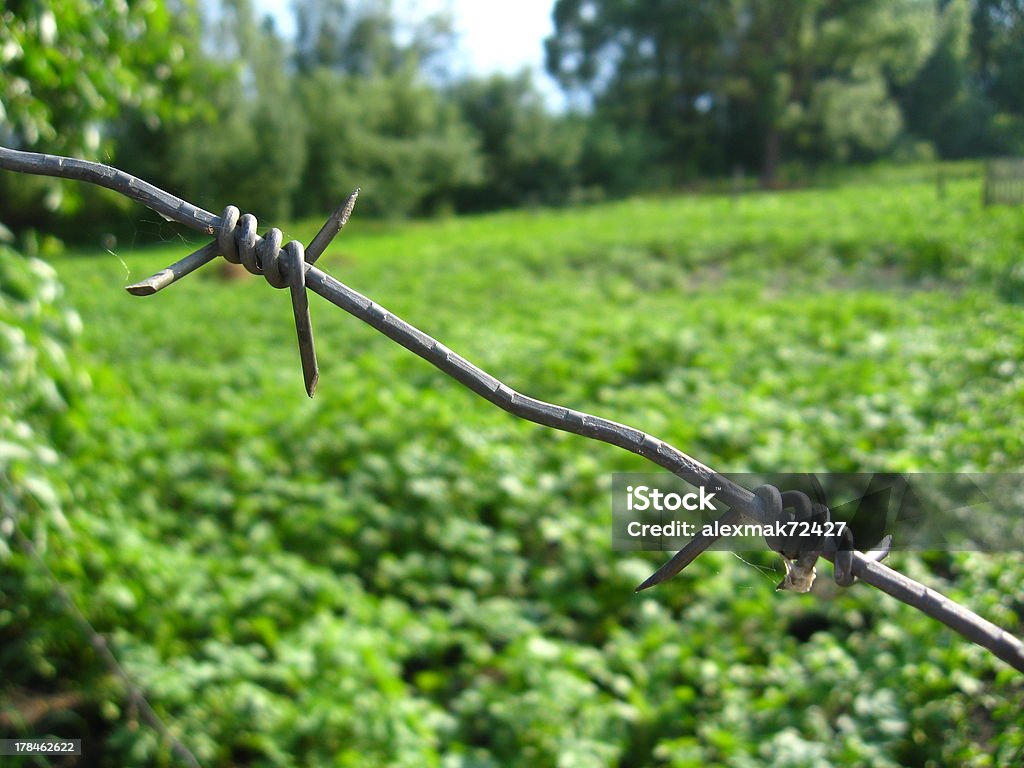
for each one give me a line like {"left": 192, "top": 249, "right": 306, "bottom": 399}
{"left": 45, "top": 170, "right": 1024, "bottom": 766}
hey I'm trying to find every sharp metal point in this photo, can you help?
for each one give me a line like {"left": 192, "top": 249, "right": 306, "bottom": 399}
{"left": 283, "top": 241, "right": 319, "bottom": 397}
{"left": 635, "top": 508, "right": 742, "bottom": 591}
{"left": 634, "top": 541, "right": 705, "bottom": 592}
{"left": 125, "top": 240, "right": 220, "bottom": 296}
{"left": 305, "top": 188, "right": 360, "bottom": 265}
{"left": 864, "top": 534, "right": 893, "bottom": 563}
{"left": 125, "top": 278, "right": 162, "bottom": 297}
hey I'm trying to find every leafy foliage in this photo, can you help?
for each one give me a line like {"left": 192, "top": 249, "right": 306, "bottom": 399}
{"left": 0, "top": 0, "right": 207, "bottom": 240}
{"left": 163, "top": 5, "right": 305, "bottom": 223}
{"left": 0, "top": 246, "right": 109, "bottom": 746}
{"left": 293, "top": 0, "right": 455, "bottom": 78}
{"left": 20, "top": 171, "right": 1023, "bottom": 765}
{"left": 295, "top": 67, "right": 483, "bottom": 217}
{"left": 541, "top": 0, "right": 1024, "bottom": 180}
{"left": 451, "top": 72, "right": 585, "bottom": 210}
{"left": 0, "top": 247, "right": 86, "bottom": 548}
{"left": 6, "top": 0, "right": 1024, "bottom": 238}
{"left": 0, "top": 0, "right": 202, "bottom": 155}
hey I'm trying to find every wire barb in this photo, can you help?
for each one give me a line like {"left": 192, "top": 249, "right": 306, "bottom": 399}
{"left": 124, "top": 196, "right": 353, "bottom": 396}
{"left": 1, "top": 144, "right": 1022, "bottom": 675}
{"left": 635, "top": 481, "right": 893, "bottom": 594}
{"left": 125, "top": 241, "right": 220, "bottom": 296}
{"left": 283, "top": 240, "right": 319, "bottom": 396}
{"left": 307, "top": 188, "right": 360, "bottom": 265}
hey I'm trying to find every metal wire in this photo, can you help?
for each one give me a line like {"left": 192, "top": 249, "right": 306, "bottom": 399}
{"left": 2, "top": 145, "right": 1022, "bottom": 678}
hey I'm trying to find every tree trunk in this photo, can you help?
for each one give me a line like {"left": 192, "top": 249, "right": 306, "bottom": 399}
{"left": 761, "top": 129, "right": 781, "bottom": 188}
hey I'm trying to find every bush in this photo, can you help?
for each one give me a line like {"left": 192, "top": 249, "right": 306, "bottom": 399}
{"left": 451, "top": 72, "right": 585, "bottom": 210}
{"left": 295, "top": 67, "right": 483, "bottom": 218}
{"left": 0, "top": 244, "right": 104, "bottom": 744}
{"left": 0, "top": 245, "right": 86, "bottom": 544}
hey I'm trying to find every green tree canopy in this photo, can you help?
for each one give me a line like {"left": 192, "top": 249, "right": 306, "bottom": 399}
{"left": 0, "top": 0, "right": 204, "bottom": 156}
{"left": 0, "top": 1, "right": 207, "bottom": 235}
{"left": 160, "top": 2, "right": 306, "bottom": 222}
{"left": 451, "top": 72, "right": 586, "bottom": 210}
{"left": 545, "top": 0, "right": 938, "bottom": 181}
{"left": 293, "top": 0, "right": 455, "bottom": 77}
{"left": 295, "top": 66, "right": 482, "bottom": 217}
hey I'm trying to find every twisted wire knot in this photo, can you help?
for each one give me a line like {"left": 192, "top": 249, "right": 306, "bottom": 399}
{"left": 753, "top": 483, "right": 885, "bottom": 591}
{"left": 217, "top": 205, "right": 303, "bottom": 289}
{"left": 212, "top": 205, "right": 318, "bottom": 395}
{"left": 125, "top": 190, "right": 358, "bottom": 396}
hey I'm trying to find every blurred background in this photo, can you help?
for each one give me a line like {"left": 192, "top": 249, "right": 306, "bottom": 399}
{"left": 1, "top": 1, "right": 1023, "bottom": 766}
{"left": 2, "top": 0, "right": 1024, "bottom": 234}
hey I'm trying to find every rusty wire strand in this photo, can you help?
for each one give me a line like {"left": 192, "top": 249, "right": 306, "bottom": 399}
{"left": 1, "top": 145, "right": 1022, "bottom": 682}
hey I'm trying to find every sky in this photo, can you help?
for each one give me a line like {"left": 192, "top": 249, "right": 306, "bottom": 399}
{"left": 254, "top": 0, "right": 565, "bottom": 106}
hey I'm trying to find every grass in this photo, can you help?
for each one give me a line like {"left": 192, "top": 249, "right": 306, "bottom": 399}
{"left": 30, "top": 170, "right": 1024, "bottom": 766}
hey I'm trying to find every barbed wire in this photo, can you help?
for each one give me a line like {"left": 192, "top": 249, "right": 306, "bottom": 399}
{"left": 2, "top": 147, "right": 1022, "bottom": 692}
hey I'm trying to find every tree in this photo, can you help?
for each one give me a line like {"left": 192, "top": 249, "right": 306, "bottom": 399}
{"left": 162, "top": 3, "right": 306, "bottom": 222}
{"left": 901, "top": 0, "right": 971, "bottom": 140}
{"left": 0, "top": 0, "right": 207, "bottom": 233}
{"left": 293, "top": 0, "right": 455, "bottom": 78}
{"left": 970, "top": 0, "right": 1024, "bottom": 152}
{"left": 0, "top": 0, "right": 204, "bottom": 156}
{"left": 545, "top": 2, "right": 730, "bottom": 179}
{"left": 290, "top": 0, "right": 479, "bottom": 217}
{"left": 972, "top": 0, "right": 1024, "bottom": 112}
{"left": 295, "top": 66, "right": 482, "bottom": 217}
{"left": 545, "top": 0, "right": 937, "bottom": 182}
{"left": 451, "top": 72, "right": 586, "bottom": 210}
{"left": 897, "top": 0, "right": 995, "bottom": 158}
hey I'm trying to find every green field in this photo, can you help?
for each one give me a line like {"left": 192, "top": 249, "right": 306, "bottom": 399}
{"left": 12, "top": 172, "right": 1024, "bottom": 765}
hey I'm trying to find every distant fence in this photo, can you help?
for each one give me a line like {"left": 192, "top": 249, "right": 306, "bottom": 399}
{"left": 983, "top": 158, "right": 1024, "bottom": 206}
